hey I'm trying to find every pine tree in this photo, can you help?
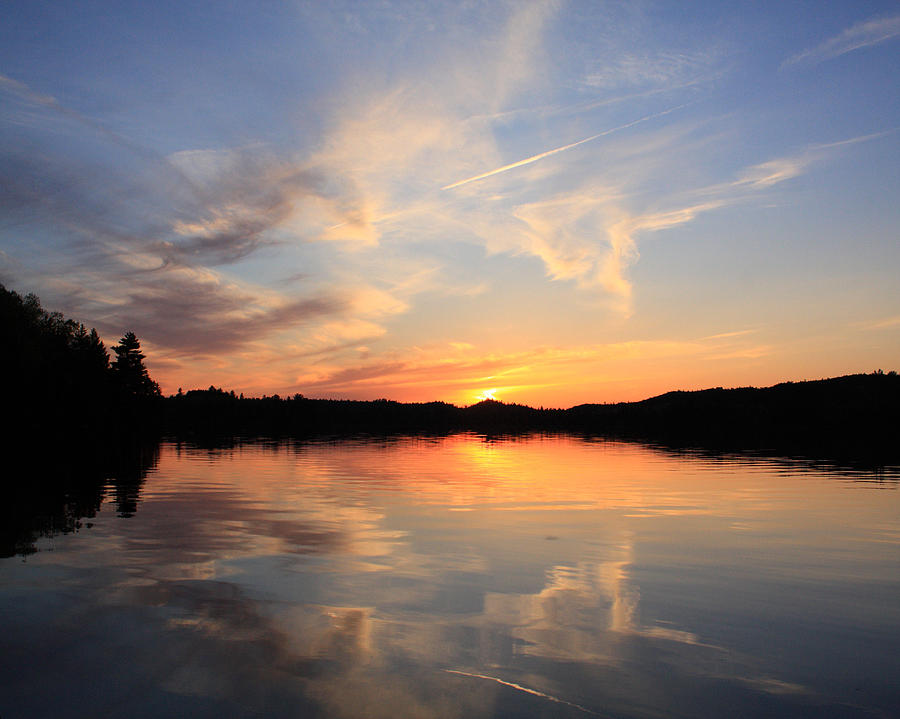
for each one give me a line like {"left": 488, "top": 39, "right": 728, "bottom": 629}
{"left": 111, "top": 331, "right": 160, "bottom": 397}
{"left": 87, "top": 328, "right": 110, "bottom": 371}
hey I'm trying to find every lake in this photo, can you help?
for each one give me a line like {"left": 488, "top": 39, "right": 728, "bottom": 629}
{"left": 2, "top": 434, "right": 899, "bottom": 718}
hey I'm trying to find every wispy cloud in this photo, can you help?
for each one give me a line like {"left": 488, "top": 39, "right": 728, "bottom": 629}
{"left": 439, "top": 135, "right": 815, "bottom": 314}
{"left": 99, "top": 272, "right": 348, "bottom": 357}
{"left": 510, "top": 190, "right": 639, "bottom": 303}
{"left": 506, "top": 126, "right": 891, "bottom": 306}
{"left": 857, "top": 315, "right": 900, "bottom": 331}
{"left": 702, "top": 329, "right": 758, "bottom": 341}
{"left": 0, "top": 73, "right": 425, "bottom": 365}
{"left": 30, "top": 257, "right": 361, "bottom": 355}
{"left": 0, "top": 72, "right": 202, "bottom": 194}
{"left": 782, "top": 14, "right": 900, "bottom": 68}
{"left": 735, "top": 157, "right": 809, "bottom": 189}
{"left": 0, "top": 141, "right": 410, "bottom": 371}
{"left": 583, "top": 50, "right": 719, "bottom": 90}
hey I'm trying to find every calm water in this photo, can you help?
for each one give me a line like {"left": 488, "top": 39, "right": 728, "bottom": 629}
{"left": 2, "top": 435, "right": 899, "bottom": 718}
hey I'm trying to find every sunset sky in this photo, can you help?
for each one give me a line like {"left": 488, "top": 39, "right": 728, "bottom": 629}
{"left": 1, "top": 1, "right": 898, "bottom": 406}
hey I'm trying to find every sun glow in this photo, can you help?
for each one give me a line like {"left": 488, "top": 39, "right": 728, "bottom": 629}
{"left": 475, "top": 388, "right": 498, "bottom": 402}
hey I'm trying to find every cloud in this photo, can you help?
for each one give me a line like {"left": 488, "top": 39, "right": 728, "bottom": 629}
{"left": 436, "top": 121, "right": 891, "bottom": 315}
{"left": 510, "top": 190, "right": 637, "bottom": 302}
{"left": 24, "top": 256, "right": 353, "bottom": 356}
{"left": 0, "top": 73, "right": 59, "bottom": 107}
{"left": 483, "top": 184, "right": 727, "bottom": 312}
{"left": 811, "top": 128, "right": 900, "bottom": 151}
{"left": 0, "top": 124, "right": 279, "bottom": 270}
{"left": 583, "top": 50, "right": 719, "bottom": 90}
{"left": 487, "top": 0, "right": 559, "bottom": 112}
{"left": 0, "top": 72, "right": 396, "bottom": 267}
{"left": 1, "top": 73, "right": 174, "bottom": 162}
{"left": 782, "top": 14, "right": 900, "bottom": 68}
{"left": 100, "top": 270, "right": 348, "bottom": 357}
{"left": 0, "top": 77, "right": 423, "bottom": 367}
{"left": 0, "top": 72, "right": 204, "bottom": 206}
{"left": 857, "top": 315, "right": 900, "bottom": 331}
{"left": 702, "top": 329, "right": 758, "bottom": 341}
{"left": 512, "top": 129, "right": 871, "bottom": 304}
{"left": 698, "top": 129, "right": 896, "bottom": 202}
{"left": 0, "top": 153, "right": 378, "bottom": 359}
{"left": 167, "top": 154, "right": 336, "bottom": 261}
{"left": 423, "top": 119, "right": 852, "bottom": 317}
{"left": 134, "top": 276, "right": 412, "bottom": 394}
{"left": 735, "top": 157, "right": 809, "bottom": 189}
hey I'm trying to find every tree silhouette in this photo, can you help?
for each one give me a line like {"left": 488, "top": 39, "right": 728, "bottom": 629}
{"left": 73, "top": 326, "right": 109, "bottom": 369}
{"left": 111, "top": 331, "right": 160, "bottom": 397}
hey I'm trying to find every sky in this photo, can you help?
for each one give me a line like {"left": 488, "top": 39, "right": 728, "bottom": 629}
{"left": 1, "top": 1, "right": 898, "bottom": 406}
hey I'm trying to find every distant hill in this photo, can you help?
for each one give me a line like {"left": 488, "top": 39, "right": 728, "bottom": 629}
{"left": 563, "top": 372, "right": 898, "bottom": 450}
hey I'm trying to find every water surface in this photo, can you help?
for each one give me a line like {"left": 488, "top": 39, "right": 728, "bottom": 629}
{"left": 2, "top": 435, "right": 899, "bottom": 718}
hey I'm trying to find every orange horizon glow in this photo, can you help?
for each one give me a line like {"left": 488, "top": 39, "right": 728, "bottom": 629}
{"left": 145, "top": 330, "right": 892, "bottom": 409}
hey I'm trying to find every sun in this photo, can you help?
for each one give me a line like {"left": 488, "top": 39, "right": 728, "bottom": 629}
{"left": 475, "top": 388, "right": 498, "bottom": 402}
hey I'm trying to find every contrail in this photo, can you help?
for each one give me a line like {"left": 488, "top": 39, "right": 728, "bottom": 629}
{"left": 444, "top": 669, "right": 604, "bottom": 716}
{"left": 442, "top": 104, "right": 689, "bottom": 191}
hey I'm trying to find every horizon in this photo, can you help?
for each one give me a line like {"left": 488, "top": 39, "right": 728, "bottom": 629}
{"left": 2, "top": 2, "right": 898, "bottom": 406}
{"left": 172, "top": 368, "right": 897, "bottom": 410}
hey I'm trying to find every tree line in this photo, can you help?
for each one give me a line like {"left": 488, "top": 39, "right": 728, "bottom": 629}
{"left": 1, "top": 284, "right": 162, "bottom": 445}
{"left": 3, "top": 283, "right": 898, "bottom": 461}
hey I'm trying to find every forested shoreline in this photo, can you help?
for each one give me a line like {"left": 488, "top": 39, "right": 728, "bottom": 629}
{"left": 1, "top": 284, "right": 161, "bottom": 449}
{"left": 3, "top": 284, "right": 898, "bottom": 457}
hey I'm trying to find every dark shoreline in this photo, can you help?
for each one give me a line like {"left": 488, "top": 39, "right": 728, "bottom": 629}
{"left": 5, "top": 283, "right": 896, "bottom": 462}
{"left": 161, "top": 372, "right": 899, "bottom": 463}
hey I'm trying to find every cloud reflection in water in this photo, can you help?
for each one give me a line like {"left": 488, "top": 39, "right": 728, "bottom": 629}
{"left": 1, "top": 436, "right": 898, "bottom": 718}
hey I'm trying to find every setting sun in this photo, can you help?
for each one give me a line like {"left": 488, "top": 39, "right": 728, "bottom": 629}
{"left": 475, "top": 389, "right": 498, "bottom": 402}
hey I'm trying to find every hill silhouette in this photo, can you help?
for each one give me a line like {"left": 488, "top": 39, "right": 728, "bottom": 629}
{"left": 563, "top": 373, "right": 898, "bottom": 456}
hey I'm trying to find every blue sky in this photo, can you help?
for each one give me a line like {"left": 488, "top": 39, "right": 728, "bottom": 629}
{"left": 2, "top": 1, "right": 898, "bottom": 404}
